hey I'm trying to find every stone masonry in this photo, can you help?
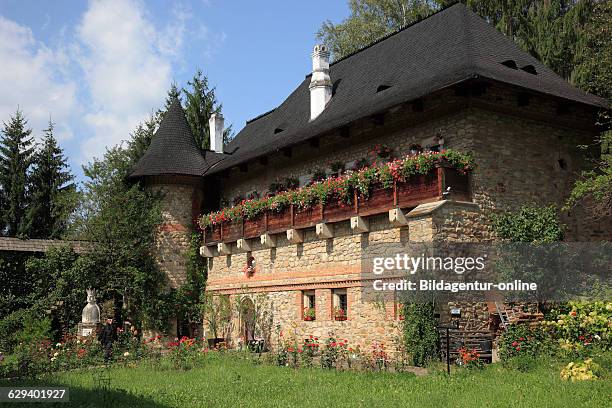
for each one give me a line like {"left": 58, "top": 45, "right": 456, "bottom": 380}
{"left": 202, "top": 82, "right": 609, "bottom": 355}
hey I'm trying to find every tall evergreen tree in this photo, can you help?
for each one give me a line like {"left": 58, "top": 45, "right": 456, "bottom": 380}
{"left": 182, "top": 69, "right": 233, "bottom": 150}
{"left": 183, "top": 69, "right": 220, "bottom": 151}
{"left": 23, "top": 120, "right": 76, "bottom": 238}
{"left": 0, "top": 110, "right": 34, "bottom": 236}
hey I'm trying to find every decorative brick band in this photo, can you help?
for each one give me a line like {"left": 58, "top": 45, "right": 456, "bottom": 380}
{"left": 158, "top": 223, "right": 188, "bottom": 232}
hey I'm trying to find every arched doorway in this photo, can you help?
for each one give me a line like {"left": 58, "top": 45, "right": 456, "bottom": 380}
{"left": 239, "top": 297, "right": 256, "bottom": 343}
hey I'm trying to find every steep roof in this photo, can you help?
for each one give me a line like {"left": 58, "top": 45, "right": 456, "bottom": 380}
{"left": 204, "top": 3, "right": 607, "bottom": 175}
{"left": 129, "top": 98, "right": 225, "bottom": 178}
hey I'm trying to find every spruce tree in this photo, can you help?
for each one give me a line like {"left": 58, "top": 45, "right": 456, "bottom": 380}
{"left": 0, "top": 110, "right": 34, "bottom": 236}
{"left": 23, "top": 120, "right": 75, "bottom": 238}
{"left": 182, "top": 69, "right": 233, "bottom": 149}
{"left": 183, "top": 69, "right": 219, "bottom": 151}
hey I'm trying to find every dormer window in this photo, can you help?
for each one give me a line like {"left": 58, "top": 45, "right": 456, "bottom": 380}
{"left": 521, "top": 64, "right": 537, "bottom": 75}
{"left": 376, "top": 84, "right": 392, "bottom": 93}
{"left": 501, "top": 59, "right": 518, "bottom": 70}
{"left": 274, "top": 127, "right": 284, "bottom": 134}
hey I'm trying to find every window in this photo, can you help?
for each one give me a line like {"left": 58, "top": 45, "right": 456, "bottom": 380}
{"left": 333, "top": 289, "right": 348, "bottom": 321}
{"left": 303, "top": 291, "right": 316, "bottom": 321}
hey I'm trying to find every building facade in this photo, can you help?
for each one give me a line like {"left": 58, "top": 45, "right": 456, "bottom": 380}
{"left": 130, "top": 4, "right": 609, "bottom": 352}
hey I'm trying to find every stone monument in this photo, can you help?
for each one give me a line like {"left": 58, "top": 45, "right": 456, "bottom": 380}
{"left": 78, "top": 288, "right": 101, "bottom": 336}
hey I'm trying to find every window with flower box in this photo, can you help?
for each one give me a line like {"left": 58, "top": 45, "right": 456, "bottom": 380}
{"left": 303, "top": 291, "right": 316, "bottom": 321}
{"left": 333, "top": 289, "right": 348, "bottom": 321}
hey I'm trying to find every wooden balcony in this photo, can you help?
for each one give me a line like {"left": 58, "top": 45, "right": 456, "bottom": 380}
{"left": 203, "top": 165, "right": 470, "bottom": 245}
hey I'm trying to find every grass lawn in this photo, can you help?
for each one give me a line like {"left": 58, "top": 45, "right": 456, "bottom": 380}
{"left": 2, "top": 354, "right": 610, "bottom": 408}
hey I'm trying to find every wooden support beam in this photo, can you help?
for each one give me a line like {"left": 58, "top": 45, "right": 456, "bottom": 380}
{"left": 316, "top": 223, "right": 334, "bottom": 239}
{"left": 199, "top": 245, "right": 215, "bottom": 258}
{"left": 260, "top": 233, "right": 276, "bottom": 248}
{"left": 350, "top": 216, "right": 369, "bottom": 233}
{"left": 217, "top": 242, "right": 231, "bottom": 255}
{"left": 236, "top": 238, "right": 251, "bottom": 252}
{"left": 286, "top": 229, "right": 304, "bottom": 244}
{"left": 389, "top": 208, "right": 408, "bottom": 227}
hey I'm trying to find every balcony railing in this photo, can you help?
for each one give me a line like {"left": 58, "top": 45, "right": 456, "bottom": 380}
{"left": 203, "top": 165, "right": 470, "bottom": 245}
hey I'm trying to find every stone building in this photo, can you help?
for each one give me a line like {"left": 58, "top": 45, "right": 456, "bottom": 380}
{"left": 131, "top": 4, "right": 609, "bottom": 350}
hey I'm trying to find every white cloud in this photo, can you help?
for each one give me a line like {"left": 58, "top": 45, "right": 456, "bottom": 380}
{"left": 76, "top": 0, "right": 185, "bottom": 161}
{"left": 0, "top": 16, "right": 76, "bottom": 142}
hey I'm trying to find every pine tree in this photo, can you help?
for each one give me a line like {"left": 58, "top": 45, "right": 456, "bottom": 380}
{"left": 23, "top": 120, "right": 76, "bottom": 238}
{"left": 182, "top": 69, "right": 219, "bottom": 151}
{"left": 0, "top": 110, "right": 34, "bottom": 236}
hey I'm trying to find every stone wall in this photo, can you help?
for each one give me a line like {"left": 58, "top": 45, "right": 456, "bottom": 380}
{"left": 148, "top": 176, "right": 203, "bottom": 288}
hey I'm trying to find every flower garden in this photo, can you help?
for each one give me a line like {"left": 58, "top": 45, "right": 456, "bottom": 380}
{"left": 1, "top": 301, "right": 610, "bottom": 407}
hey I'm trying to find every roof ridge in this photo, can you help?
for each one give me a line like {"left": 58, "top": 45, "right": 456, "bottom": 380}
{"left": 246, "top": 108, "right": 276, "bottom": 124}
{"left": 329, "top": 2, "right": 463, "bottom": 67}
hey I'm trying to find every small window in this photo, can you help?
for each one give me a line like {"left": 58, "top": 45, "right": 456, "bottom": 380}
{"left": 521, "top": 64, "right": 537, "bottom": 75}
{"left": 274, "top": 128, "right": 284, "bottom": 134}
{"left": 303, "top": 291, "right": 315, "bottom": 321}
{"left": 333, "top": 289, "right": 347, "bottom": 321}
{"left": 501, "top": 59, "right": 518, "bottom": 70}
{"left": 376, "top": 84, "right": 391, "bottom": 93}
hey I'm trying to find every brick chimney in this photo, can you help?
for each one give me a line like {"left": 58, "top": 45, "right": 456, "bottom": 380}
{"left": 309, "top": 44, "right": 332, "bottom": 120}
{"left": 209, "top": 112, "right": 224, "bottom": 153}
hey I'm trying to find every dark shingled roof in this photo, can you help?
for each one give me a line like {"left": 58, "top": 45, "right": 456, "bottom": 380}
{"left": 203, "top": 3, "right": 607, "bottom": 175}
{"left": 129, "top": 98, "right": 226, "bottom": 178}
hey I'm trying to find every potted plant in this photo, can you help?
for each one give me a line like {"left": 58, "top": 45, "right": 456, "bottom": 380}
{"left": 330, "top": 161, "right": 345, "bottom": 177}
{"left": 370, "top": 144, "right": 393, "bottom": 159}
{"left": 333, "top": 307, "right": 347, "bottom": 321}
{"left": 283, "top": 176, "right": 299, "bottom": 190}
{"left": 303, "top": 307, "right": 316, "bottom": 321}
{"left": 310, "top": 168, "right": 327, "bottom": 184}
{"left": 352, "top": 157, "right": 368, "bottom": 171}
{"left": 243, "top": 256, "right": 256, "bottom": 278}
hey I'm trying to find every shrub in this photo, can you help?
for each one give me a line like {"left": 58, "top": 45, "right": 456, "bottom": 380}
{"left": 320, "top": 337, "right": 341, "bottom": 369}
{"left": 402, "top": 302, "right": 439, "bottom": 367}
{"left": 541, "top": 301, "right": 611, "bottom": 350}
{"left": 166, "top": 336, "right": 202, "bottom": 370}
{"left": 560, "top": 358, "right": 601, "bottom": 381}
{"left": 498, "top": 323, "right": 554, "bottom": 361}
{"left": 457, "top": 347, "right": 484, "bottom": 370}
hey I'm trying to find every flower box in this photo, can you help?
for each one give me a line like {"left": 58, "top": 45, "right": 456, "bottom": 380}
{"left": 294, "top": 205, "right": 322, "bottom": 229}
{"left": 303, "top": 307, "right": 316, "bottom": 321}
{"left": 358, "top": 183, "right": 395, "bottom": 216}
{"left": 243, "top": 215, "right": 266, "bottom": 239}
{"left": 396, "top": 172, "right": 439, "bottom": 208}
{"left": 334, "top": 316, "right": 347, "bottom": 321}
{"left": 205, "top": 225, "right": 221, "bottom": 243}
{"left": 267, "top": 207, "right": 292, "bottom": 233}
{"left": 222, "top": 220, "right": 242, "bottom": 243}
{"left": 323, "top": 199, "right": 356, "bottom": 222}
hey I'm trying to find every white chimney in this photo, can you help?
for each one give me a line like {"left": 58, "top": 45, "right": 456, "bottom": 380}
{"left": 309, "top": 44, "right": 332, "bottom": 120}
{"left": 209, "top": 112, "right": 224, "bottom": 153}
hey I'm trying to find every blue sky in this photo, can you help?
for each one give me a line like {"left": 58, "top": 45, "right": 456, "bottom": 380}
{"left": 0, "top": 0, "right": 349, "bottom": 178}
